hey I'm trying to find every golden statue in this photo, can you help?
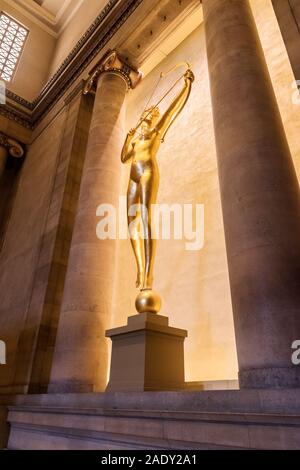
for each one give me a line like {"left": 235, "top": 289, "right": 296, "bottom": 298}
{"left": 121, "top": 65, "right": 194, "bottom": 313}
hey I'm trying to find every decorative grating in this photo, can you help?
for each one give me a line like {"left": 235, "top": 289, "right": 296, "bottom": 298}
{"left": 0, "top": 12, "right": 28, "bottom": 82}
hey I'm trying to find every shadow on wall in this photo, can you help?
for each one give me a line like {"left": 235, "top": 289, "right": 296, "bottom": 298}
{"left": 0, "top": 155, "right": 24, "bottom": 254}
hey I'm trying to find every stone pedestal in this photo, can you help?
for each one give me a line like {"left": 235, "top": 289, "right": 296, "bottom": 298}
{"left": 106, "top": 313, "right": 187, "bottom": 392}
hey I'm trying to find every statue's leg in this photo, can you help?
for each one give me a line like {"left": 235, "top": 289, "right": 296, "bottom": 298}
{"left": 127, "top": 179, "right": 144, "bottom": 289}
{"left": 140, "top": 172, "right": 159, "bottom": 290}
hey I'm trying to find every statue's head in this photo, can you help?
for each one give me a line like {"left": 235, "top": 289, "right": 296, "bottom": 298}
{"left": 141, "top": 106, "right": 160, "bottom": 132}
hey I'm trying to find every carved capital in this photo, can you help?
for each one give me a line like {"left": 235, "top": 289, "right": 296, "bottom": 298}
{"left": 0, "top": 132, "right": 25, "bottom": 158}
{"left": 83, "top": 50, "right": 142, "bottom": 95}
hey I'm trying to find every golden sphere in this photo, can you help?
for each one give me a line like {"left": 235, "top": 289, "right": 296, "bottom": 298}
{"left": 135, "top": 289, "right": 162, "bottom": 314}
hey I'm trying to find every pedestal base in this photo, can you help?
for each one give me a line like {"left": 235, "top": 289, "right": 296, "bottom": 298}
{"left": 105, "top": 312, "right": 187, "bottom": 392}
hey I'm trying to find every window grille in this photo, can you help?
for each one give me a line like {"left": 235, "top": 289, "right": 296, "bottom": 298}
{"left": 0, "top": 12, "right": 28, "bottom": 82}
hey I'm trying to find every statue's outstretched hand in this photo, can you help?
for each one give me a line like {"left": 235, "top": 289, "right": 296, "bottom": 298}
{"left": 184, "top": 69, "right": 195, "bottom": 83}
{"left": 128, "top": 128, "right": 136, "bottom": 137}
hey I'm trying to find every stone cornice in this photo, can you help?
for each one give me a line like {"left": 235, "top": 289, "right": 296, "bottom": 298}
{"left": 0, "top": 103, "right": 32, "bottom": 129}
{"left": 0, "top": 0, "right": 143, "bottom": 129}
{"left": 32, "top": 0, "right": 123, "bottom": 106}
{"left": 0, "top": 0, "right": 200, "bottom": 131}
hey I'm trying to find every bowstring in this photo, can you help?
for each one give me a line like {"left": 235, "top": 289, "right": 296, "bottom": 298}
{"left": 134, "top": 72, "right": 185, "bottom": 133}
{"left": 134, "top": 62, "right": 191, "bottom": 133}
{"left": 150, "top": 73, "right": 185, "bottom": 110}
{"left": 134, "top": 74, "right": 162, "bottom": 130}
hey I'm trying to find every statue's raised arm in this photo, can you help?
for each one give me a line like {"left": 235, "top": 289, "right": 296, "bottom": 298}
{"left": 155, "top": 69, "right": 195, "bottom": 143}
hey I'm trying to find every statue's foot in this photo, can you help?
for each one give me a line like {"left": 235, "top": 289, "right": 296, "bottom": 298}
{"left": 136, "top": 272, "right": 143, "bottom": 289}
{"left": 142, "top": 278, "right": 153, "bottom": 291}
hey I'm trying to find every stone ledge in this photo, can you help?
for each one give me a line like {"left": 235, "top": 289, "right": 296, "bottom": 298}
{"left": 2, "top": 389, "right": 300, "bottom": 449}
{"left": 6, "top": 401, "right": 300, "bottom": 450}
{"left": 8, "top": 422, "right": 239, "bottom": 450}
{"left": 4, "top": 388, "right": 300, "bottom": 414}
{"left": 8, "top": 406, "right": 300, "bottom": 426}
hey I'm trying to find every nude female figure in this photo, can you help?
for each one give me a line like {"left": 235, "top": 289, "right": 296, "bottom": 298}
{"left": 121, "top": 69, "right": 194, "bottom": 291}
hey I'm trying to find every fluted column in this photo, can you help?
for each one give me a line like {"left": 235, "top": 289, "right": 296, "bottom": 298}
{"left": 49, "top": 52, "right": 141, "bottom": 393}
{"left": 203, "top": 0, "right": 300, "bottom": 388}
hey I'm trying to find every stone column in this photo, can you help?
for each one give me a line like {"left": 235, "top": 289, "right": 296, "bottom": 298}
{"left": 49, "top": 52, "right": 141, "bottom": 393}
{"left": 203, "top": 0, "right": 300, "bottom": 388}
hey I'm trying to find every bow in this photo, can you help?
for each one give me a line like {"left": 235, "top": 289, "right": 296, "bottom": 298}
{"left": 134, "top": 61, "right": 192, "bottom": 133}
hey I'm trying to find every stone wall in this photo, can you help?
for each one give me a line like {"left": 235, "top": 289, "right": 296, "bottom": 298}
{"left": 253, "top": 0, "right": 300, "bottom": 181}
{"left": 0, "top": 92, "right": 93, "bottom": 393}
{"left": 272, "top": 0, "right": 300, "bottom": 82}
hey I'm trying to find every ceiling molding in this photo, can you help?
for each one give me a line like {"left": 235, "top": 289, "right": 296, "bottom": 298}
{"left": 0, "top": 0, "right": 201, "bottom": 131}
{"left": 0, "top": 0, "right": 141, "bottom": 128}
{"left": 4, "top": 0, "right": 57, "bottom": 36}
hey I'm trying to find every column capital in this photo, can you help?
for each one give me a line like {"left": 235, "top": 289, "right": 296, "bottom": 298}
{"left": 0, "top": 132, "right": 24, "bottom": 158}
{"left": 83, "top": 50, "right": 142, "bottom": 95}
